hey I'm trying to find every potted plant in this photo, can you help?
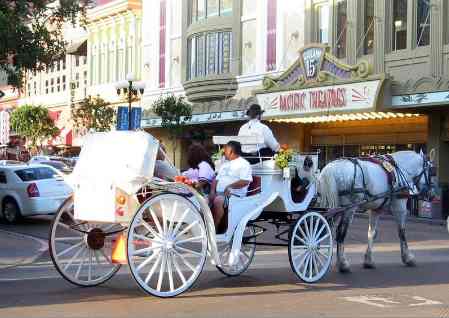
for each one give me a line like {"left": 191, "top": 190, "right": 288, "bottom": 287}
{"left": 274, "top": 144, "right": 295, "bottom": 178}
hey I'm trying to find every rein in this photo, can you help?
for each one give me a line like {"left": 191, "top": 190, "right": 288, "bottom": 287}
{"left": 412, "top": 156, "right": 433, "bottom": 200}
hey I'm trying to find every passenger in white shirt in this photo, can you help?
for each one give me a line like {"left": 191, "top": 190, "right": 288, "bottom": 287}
{"left": 209, "top": 141, "right": 252, "bottom": 232}
{"left": 238, "top": 103, "right": 280, "bottom": 164}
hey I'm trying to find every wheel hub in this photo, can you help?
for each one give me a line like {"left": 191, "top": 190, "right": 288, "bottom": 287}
{"left": 86, "top": 228, "right": 106, "bottom": 250}
{"left": 162, "top": 239, "right": 174, "bottom": 251}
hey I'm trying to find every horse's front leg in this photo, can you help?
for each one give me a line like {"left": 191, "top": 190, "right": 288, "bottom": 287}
{"left": 336, "top": 208, "right": 355, "bottom": 273}
{"left": 363, "top": 209, "right": 381, "bottom": 269}
{"left": 392, "top": 199, "right": 416, "bottom": 267}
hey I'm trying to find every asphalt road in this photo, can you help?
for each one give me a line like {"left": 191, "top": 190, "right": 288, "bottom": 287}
{"left": 0, "top": 215, "right": 448, "bottom": 318}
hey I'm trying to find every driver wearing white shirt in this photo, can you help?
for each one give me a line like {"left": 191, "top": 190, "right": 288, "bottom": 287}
{"left": 238, "top": 103, "right": 280, "bottom": 164}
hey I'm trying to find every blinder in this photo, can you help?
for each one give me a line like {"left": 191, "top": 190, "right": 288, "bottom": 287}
{"left": 413, "top": 157, "right": 435, "bottom": 201}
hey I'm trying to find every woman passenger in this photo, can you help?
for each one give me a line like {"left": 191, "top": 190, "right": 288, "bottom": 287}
{"left": 182, "top": 144, "right": 215, "bottom": 194}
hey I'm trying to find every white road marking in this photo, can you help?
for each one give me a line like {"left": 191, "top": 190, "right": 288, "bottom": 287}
{"left": 342, "top": 295, "right": 444, "bottom": 308}
{"left": 342, "top": 296, "right": 400, "bottom": 308}
{"left": 409, "top": 296, "right": 443, "bottom": 307}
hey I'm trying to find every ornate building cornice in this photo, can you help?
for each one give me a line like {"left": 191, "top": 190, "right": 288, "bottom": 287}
{"left": 259, "top": 44, "right": 374, "bottom": 93}
{"left": 392, "top": 77, "right": 449, "bottom": 95}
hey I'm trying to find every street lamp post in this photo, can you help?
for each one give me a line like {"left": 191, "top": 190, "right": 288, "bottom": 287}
{"left": 115, "top": 73, "right": 146, "bottom": 130}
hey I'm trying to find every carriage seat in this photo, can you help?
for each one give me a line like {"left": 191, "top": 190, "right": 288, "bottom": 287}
{"left": 247, "top": 176, "right": 261, "bottom": 196}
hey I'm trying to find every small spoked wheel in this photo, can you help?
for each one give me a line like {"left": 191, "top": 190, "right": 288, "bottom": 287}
{"left": 127, "top": 193, "right": 208, "bottom": 298}
{"left": 49, "top": 197, "right": 123, "bottom": 287}
{"left": 217, "top": 225, "right": 256, "bottom": 277}
{"left": 288, "top": 212, "right": 333, "bottom": 283}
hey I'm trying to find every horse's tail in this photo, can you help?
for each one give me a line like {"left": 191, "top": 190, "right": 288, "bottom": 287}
{"left": 318, "top": 165, "right": 340, "bottom": 208}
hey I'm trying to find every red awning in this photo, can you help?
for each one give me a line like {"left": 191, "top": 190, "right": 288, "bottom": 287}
{"left": 47, "top": 128, "right": 72, "bottom": 146}
{"left": 48, "top": 110, "right": 62, "bottom": 122}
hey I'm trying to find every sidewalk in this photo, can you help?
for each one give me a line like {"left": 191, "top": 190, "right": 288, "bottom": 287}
{"left": 0, "top": 230, "right": 47, "bottom": 270}
{"left": 356, "top": 212, "right": 448, "bottom": 226}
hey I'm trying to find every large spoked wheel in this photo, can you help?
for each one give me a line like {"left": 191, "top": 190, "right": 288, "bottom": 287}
{"left": 447, "top": 216, "right": 449, "bottom": 235}
{"left": 216, "top": 225, "right": 256, "bottom": 277}
{"left": 127, "top": 193, "right": 208, "bottom": 298}
{"left": 49, "top": 197, "right": 124, "bottom": 287}
{"left": 288, "top": 212, "right": 333, "bottom": 283}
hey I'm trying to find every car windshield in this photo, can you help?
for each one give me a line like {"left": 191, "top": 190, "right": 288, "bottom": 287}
{"left": 41, "top": 161, "right": 69, "bottom": 170}
{"left": 15, "top": 167, "right": 60, "bottom": 181}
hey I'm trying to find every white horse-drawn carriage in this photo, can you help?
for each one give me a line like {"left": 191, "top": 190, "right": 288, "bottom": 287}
{"left": 49, "top": 131, "right": 337, "bottom": 297}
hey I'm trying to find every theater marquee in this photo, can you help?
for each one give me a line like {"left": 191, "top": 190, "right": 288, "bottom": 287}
{"left": 257, "top": 80, "right": 382, "bottom": 118}
{"left": 255, "top": 44, "right": 389, "bottom": 119}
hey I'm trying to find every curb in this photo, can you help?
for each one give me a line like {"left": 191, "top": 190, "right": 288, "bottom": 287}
{"left": 0, "top": 229, "right": 48, "bottom": 270}
{"left": 355, "top": 212, "right": 447, "bottom": 226}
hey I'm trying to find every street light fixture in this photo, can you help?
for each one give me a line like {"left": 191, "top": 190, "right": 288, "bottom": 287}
{"left": 115, "top": 72, "right": 146, "bottom": 130}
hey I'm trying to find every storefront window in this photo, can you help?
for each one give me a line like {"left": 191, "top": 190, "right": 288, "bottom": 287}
{"left": 364, "top": 0, "right": 375, "bottom": 54}
{"left": 190, "top": 0, "right": 197, "bottom": 23}
{"left": 187, "top": 31, "right": 232, "bottom": 80}
{"left": 189, "top": 0, "right": 233, "bottom": 24}
{"left": 220, "top": 0, "right": 232, "bottom": 16}
{"left": 196, "top": 34, "right": 206, "bottom": 77}
{"left": 316, "top": 3, "right": 329, "bottom": 44}
{"left": 312, "top": 144, "right": 426, "bottom": 168}
{"left": 206, "top": 33, "right": 218, "bottom": 74}
{"left": 197, "top": 0, "right": 205, "bottom": 21}
{"left": 392, "top": 0, "right": 407, "bottom": 51}
{"left": 335, "top": 0, "right": 347, "bottom": 58}
{"left": 417, "top": 0, "right": 430, "bottom": 47}
{"left": 207, "top": 0, "right": 218, "bottom": 17}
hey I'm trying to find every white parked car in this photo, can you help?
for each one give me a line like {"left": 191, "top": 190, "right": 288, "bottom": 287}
{"left": 0, "top": 163, "right": 73, "bottom": 223}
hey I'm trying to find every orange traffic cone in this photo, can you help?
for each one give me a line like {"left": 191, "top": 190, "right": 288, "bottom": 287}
{"left": 111, "top": 233, "right": 127, "bottom": 264}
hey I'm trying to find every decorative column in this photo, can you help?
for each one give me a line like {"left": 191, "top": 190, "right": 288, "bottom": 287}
{"left": 112, "top": 16, "right": 119, "bottom": 82}
{"left": 430, "top": 0, "right": 444, "bottom": 77}
{"left": 373, "top": 0, "right": 388, "bottom": 73}
{"left": 346, "top": 0, "right": 363, "bottom": 64}
{"left": 304, "top": 0, "right": 313, "bottom": 45}
{"left": 129, "top": 11, "right": 137, "bottom": 77}
{"left": 232, "top": 0, "right": 242, "bottom": 75}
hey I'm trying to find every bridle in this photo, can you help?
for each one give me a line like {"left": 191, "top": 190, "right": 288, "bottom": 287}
{"left": 412, "top": 156, "right": 434, "bottom": 201}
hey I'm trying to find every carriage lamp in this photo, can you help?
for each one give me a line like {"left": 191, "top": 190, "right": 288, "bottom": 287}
{"left": 116, "top": 194, "right": 127, "bottom": 206}
{"left": 115, "top": 73, "right": 146, "bottom": 130}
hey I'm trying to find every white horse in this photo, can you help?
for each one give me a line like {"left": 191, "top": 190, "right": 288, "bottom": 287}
{"left": 317, "top": 151, "right": 434, "bottom": 273}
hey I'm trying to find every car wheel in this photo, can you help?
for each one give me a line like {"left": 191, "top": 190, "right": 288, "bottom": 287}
{"left": 2, "top": 199, "right": 21, "bottom": 224}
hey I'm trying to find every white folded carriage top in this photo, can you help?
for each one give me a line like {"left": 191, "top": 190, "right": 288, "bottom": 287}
{"left": 71, "top": 131, "right": 159, "bottom": 195}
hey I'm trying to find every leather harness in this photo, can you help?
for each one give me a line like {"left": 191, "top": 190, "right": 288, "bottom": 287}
{"left": 338, "top": 155, "right": 412, "bottom": 210}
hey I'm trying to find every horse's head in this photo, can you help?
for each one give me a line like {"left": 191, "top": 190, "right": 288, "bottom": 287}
{"left": 413, "top": 149, "right": 436, "bottom": 201}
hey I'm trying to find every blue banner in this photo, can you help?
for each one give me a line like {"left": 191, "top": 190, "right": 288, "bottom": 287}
{"left": 130, "top": 107, "right": 142, "bottom": 130}
{"left": 116, "top": 106, "right": 129, "bottom": 131}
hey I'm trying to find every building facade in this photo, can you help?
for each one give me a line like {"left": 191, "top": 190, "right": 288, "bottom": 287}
{"left": 141, "top": 0, "right": 449, "bottom": 218}
{"left": 17, "top": 22, "right": 89, "bottom": 150}
{"left": 86, "top": 0, "right": 143, "bottom": 104}
{"left": 141, "top": 0, "right": 308, "bottom": 165}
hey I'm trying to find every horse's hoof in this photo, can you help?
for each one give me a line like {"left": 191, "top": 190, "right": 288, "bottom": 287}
{"left": 404, "top": 258, "right": 417, "bottom": 267}
{"left": 363, "top": 261, "right": 376, "bottom": 269}
{"left": 338, "top": 262, "right": 352, "bottom": 273}
{"left": 402, "top": 253, "right": 417, "bottom": 267}
{"left": 363, "top": 254, "right": 375, "bottom": 269}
